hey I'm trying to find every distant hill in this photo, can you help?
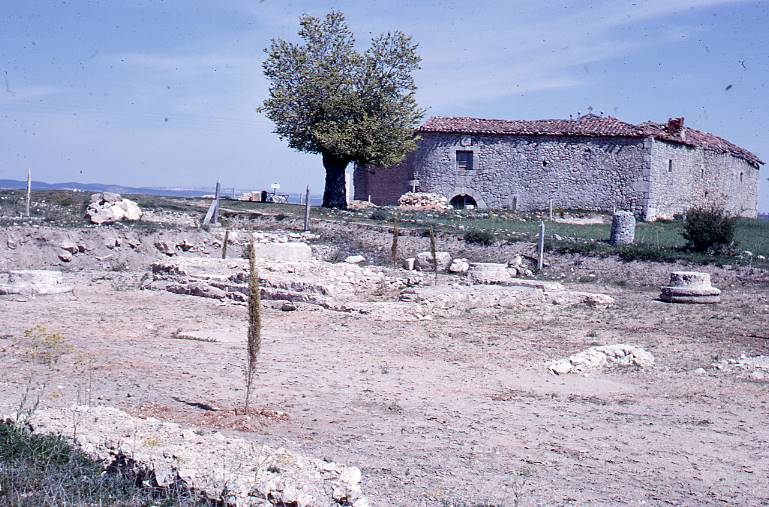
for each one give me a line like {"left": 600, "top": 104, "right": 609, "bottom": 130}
{"left": 0, "top": 179, "right": 213, "bottom": 198}
{"left": 0, "top": 179, "right": 324, "bottom": 204}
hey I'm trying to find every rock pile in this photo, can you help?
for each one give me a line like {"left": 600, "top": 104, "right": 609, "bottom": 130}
{"left": 397, "top": 192, "right": 449, "bottom": 210}
{"left": 86, "top": 192, "right": 142, "bottom": 225}
{"left": 10, "top": 406, "right": 367, "bottom": 507}
{"left": 659, "top": 271, "right": 721, "bottom": 304}
{"left": 548, "top": 344, "right": 654, "bottom": 374}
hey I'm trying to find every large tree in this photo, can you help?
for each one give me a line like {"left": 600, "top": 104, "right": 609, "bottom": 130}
{"left": 260, "top": 11, "right": 424, "bottom": 208}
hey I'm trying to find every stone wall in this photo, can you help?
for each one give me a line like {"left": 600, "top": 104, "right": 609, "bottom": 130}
{"left": 354, "top": 152, "right": 415, "bottom": 205}
{"left": 646, "top": 139, "right": 759, "bottom": 219}
{"left": 702, "top": 150, "right": 758, "bottom": 218}
{"left": 358, "top": 133, "right": 651, "bottom": 213}
{"left": 356, "top": 132, "right": 760, "bottom": 219}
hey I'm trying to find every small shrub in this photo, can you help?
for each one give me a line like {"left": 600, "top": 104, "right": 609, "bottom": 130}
{"left": 274, "top": 213, "right": 288, "bottom": 221}
{"left": 682, "top": 205, "right": 737, "bottom": 253}
{"left": 369, "top": 209, "right": 390, "bottom": 221}
{"left": 464, "top": 229, "right": 495, "bottom": 246}
{"left": 616, "top": 244, "right": 679, "bottom": 263}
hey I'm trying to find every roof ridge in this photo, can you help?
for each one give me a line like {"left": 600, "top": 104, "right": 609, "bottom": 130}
{"left": 418, "top": 116, "right": 762, "bottom": 166}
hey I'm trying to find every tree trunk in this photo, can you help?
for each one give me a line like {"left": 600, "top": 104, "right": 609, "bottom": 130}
{"left": 321, "top": 152, "right": 350, "bottom": 209}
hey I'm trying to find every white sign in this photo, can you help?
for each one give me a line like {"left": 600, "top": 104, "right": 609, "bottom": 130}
{"left": 270, "top": 183, "right": 281, "bottom": 190}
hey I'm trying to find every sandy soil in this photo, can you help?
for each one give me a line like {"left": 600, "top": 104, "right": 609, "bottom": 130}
{"left": 2, "top": 221, "right": 769, "bottom": 506}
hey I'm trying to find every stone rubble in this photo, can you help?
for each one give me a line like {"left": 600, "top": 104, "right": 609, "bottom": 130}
{"left": 396, "top": 192, "right": 450, "bottom": 210}
{"left": 9, "top": 406, "right": 367, "bottom": 507}
{"left": 448, "top": 258, "right": 470, "bottom": 273}
{"left": 86, "top": 192, "right": 143, "bottom": 225}
{"left": 548, "top": 344, "right": 654, "bottom": 375}
{"left": 713, "top": 354, "right": 769, "bottom": 372}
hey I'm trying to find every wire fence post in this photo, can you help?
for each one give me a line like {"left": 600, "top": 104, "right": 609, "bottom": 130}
{"left": 26, "top": 169, "right": 31, "bottom": 217}
{"left": 537, "top": 220, "right": 545, "bottom": 271}
{"left": 212, "top": 180, "right": 221, "bottom": 224}
{"left": 303, "top": 185, "right": 311, "bottom": 232}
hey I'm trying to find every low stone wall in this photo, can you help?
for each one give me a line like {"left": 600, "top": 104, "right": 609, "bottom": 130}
{"left": 10, "top": 406, "right": 368, "bottom": 506}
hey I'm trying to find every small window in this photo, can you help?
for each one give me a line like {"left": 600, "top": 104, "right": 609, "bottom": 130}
{"left": 542, "top": 160, "right": 548, "bottom": 167}
{"left": 740, "top": 172, "right": 743, "bottom": 183}
{"left": 701, "top": 168, "right": 704, "bottom": 177}
{"left": 456, "top": 150, "right": 474, "bottom": 171}
{"left": 668, "top": 159, "right": 673, "bottom": 172}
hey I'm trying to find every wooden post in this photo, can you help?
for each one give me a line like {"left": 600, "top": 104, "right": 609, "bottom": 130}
{"left": 212, "top": 181, "right": 221, "bottom": 224}
{"left": 222, "top": 228, "right": 230, "bottom": 259}
{"left": 25, "top": 169, "right": 31, "bottom": 217}
{"left": 303, "top": 185, "right": 311, "bottom": 232}
{"left": 537, "top": 221, "right": 545, "bottom": 271}
{"left": 548, "top": 199, "right": 553, "bottom": 221}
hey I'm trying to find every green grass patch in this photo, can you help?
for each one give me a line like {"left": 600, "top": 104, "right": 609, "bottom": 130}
{"left": 0, "top": 422, "right": 213, "bottom": 506}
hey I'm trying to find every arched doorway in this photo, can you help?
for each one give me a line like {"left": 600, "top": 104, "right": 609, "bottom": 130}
{"left": 450, "top": 194, "right": 478, "bottom": 209}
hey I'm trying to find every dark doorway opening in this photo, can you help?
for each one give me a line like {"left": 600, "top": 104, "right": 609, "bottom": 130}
{"left": 450, "top": 194, "right": 478, "bottom": 209}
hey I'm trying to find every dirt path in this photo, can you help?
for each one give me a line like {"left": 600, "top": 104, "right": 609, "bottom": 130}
{"left": 2, "top": 268, "right": 768, "bottom": 506}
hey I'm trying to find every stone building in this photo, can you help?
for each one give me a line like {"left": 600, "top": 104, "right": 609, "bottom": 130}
{"left": 353, "top": 115, "right": 763, "bottom": 220}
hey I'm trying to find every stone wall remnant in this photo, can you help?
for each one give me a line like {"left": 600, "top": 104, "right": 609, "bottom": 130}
{"left": 9, "top": 406, "right": 367, "bottom": 507}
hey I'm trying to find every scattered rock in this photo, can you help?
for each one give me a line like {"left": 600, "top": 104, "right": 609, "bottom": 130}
{"left": 177, "top": 239, "right": 195, "bottom": 252}
{"left": 713, "top": 355, "right": 769, "bottom": 371}
{"left": 448, "top": 258, "right": 470, "bottom": 273}
{"left": 154, "top": 241, "right": 176, "bottom": 256}
{"left": 58, "top": 251, "right": 73, "bottom": 262}
{"left": 508, "top": 255, "right": 524, "bottom": 268}
{"left": 548, "top": 344, "right": 654, "bottom": 374}
{"left": 467, "top": 262, "right": 512, "bottom": 284}
{"left": 59, "top": 241, "right": 79, "bottom": 254}
{"left": 345, "top": 255, "right": 366, "bottom": 264}
{"left": 403, "top": 257, "right": 416, "bottom": 271}
{"left": 281, "top": 301, "right": 298, "bottom": 311}
{"left": 415, "top": 251, "right": 452, "bottom": 272}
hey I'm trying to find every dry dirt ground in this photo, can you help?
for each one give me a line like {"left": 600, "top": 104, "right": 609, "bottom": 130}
{"left": 2, "top": 217, "right": 769, "bottom": 506}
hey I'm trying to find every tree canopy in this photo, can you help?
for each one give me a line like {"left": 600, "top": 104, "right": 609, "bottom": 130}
{"left": 260, "top": 11, "right": 424, "bottom": 208}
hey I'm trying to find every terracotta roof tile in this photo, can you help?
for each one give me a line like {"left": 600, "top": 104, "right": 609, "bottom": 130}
{"left": 419, "top": 115, "right": 762, "bottom": 166}
{"left": 639, "top": 121, "right": 762, "bottom": 166}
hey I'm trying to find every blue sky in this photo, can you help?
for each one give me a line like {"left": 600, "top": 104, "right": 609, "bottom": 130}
{"left": 1, "top": 0, "right": 768, "bottom": 209}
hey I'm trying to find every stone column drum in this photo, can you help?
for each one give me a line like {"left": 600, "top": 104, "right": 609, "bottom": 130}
{"left": 659, "top": 271, "right": 721, "bottom": 304}
{"left": 610, "top": 211, "right": 636, "bottom": 245}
